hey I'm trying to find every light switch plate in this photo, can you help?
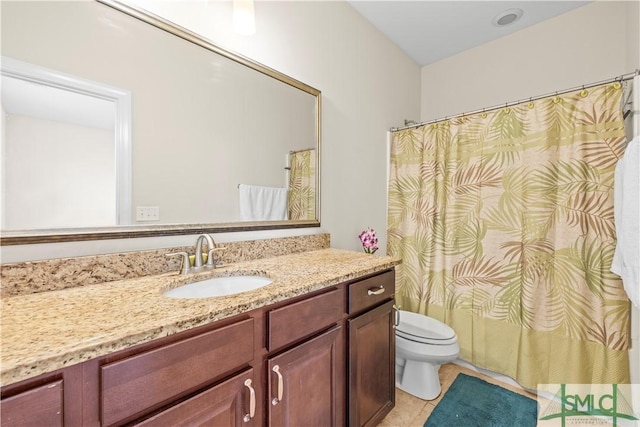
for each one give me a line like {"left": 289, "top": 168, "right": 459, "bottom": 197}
{"left": 136, "top": 206, "right": 160, "bottom": 221}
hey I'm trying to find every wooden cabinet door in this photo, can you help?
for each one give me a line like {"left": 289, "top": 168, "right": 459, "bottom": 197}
{"left": 0, "top": 380, "right": 63, "bottom": 427}
{"left": 267, "top": 326, "right": 342, "bottom": 427}
{"left": 133, "top": 368, "right": 257, "bottom": 427}
{"left": 348, "top": 300, "right": 395, "bottom": 427}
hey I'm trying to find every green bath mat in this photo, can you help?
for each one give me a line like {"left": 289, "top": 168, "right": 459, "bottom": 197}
{"left": 424, "top": 373, "right": 538, "bottom": 427}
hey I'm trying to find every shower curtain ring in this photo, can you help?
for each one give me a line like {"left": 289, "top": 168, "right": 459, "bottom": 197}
{"left": 580, "top": 85, "right": 589, "bottom": 98}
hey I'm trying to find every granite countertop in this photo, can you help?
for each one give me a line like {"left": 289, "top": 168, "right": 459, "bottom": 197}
{"left": 0, "top": 248, "right": 400, "bottom": 387}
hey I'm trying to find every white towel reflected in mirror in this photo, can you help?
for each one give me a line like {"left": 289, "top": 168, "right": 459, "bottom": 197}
{"left": 238, "top": 184, "right": 288, "bottom": 221}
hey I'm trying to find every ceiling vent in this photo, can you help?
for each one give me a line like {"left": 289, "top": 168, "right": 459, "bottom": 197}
{"left": 492, "top": 8, "right": 523, "bottom": 27}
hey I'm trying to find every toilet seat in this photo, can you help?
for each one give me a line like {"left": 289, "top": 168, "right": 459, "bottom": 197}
{"left": 396, "top": 310, "right": 457, "bottom": 345}
{"left": 396, "top": 330, "right": 457, "bottom": 345}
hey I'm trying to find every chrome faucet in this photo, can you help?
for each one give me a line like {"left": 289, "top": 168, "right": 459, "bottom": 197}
{"left": 166, "top": 234, "right": 227, "bottom": 275}
{"left": 195, "top": 234, "right": 227, "bottom": 270}
{"left": 194, "top": 234, "right": 216, "bottom": 269}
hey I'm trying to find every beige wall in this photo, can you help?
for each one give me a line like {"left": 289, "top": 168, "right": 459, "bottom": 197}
{"left": 421, "top": 1, "right": 638, "bottom": 121}
{"left": 627, "top": 0, "right": 640, "bottom": 72}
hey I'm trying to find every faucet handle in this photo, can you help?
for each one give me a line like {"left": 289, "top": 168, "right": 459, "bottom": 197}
{"left": 165, "top": 252, "right": 191, "bottom": 275}
{"left": 206, "top": 246, "right": 227, "bottom": 267}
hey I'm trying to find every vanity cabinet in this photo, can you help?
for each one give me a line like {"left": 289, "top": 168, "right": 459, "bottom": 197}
{"left": 347, "top": 270, "right": 396, "bottom": 427}
{"left": 1, "top": 268, "right": 396, "bottom": 427}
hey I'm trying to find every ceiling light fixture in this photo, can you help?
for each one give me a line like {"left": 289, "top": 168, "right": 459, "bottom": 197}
{"left": 233, "top": 0, "right": 255, "bottom": 36}
{"left": 492, "top": 8, "right": 523, "bottom": 27}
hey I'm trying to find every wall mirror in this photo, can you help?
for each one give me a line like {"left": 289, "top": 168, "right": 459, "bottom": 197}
{"left": 0, "top": 0, "right": 321, "bottom": 245}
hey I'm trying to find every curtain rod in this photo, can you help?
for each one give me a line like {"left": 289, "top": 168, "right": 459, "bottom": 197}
{"left": 391, "top": 69, "right": 640, "bottom": 132}
{"left": 289, "top": 148, "right": 314, "bottom": 154}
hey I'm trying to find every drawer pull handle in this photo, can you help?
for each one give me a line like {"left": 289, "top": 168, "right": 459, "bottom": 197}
{"left": 243, "top": 379, "right": 256, "bottom": 422}
{"left": 272, "top": 365, "right": 283, "bottom": 405}
{"left": 367, "top": 285, "right": 385, "bottom": 296}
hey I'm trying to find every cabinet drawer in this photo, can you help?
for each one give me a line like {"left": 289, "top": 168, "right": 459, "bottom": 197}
{"left": 101, "top": 318, "right": 254, "bottom": 426}
{"left": 348, "top": 270, "right": 395, "bottom": 314}
{"left": 134, "top": 368, "right": 255, "bottom": 427}
{"left": 268, "top": 288, "right": 342, "bottom": 351}
{"left": 0, "top": 380, "right": 63, "bottom": 427}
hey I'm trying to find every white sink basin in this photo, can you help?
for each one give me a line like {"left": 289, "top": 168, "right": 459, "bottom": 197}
{"left": 164, "top": 275, "right": 272, "bottom": 299}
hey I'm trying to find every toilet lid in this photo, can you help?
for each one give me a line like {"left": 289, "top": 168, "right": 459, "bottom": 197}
{"left": 396, "top": 310, "right": 457, "bottom": 342}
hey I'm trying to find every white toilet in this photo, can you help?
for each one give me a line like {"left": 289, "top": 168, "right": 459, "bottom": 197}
{"left": 395, "top": 310, "right": 460, "bottom": 400}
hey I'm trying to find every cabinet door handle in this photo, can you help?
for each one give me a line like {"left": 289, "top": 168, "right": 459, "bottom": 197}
{"left": 272, "top": 365, "right": 283, "bottom": 405}
{"left": 243, "top": 379, "right": 256, "bottom": 422}
{"left": 393, "top": 304, "right": 401, "bottom": 327}
{"left": 367, "top": 285, "right": 385, "bottom": 296}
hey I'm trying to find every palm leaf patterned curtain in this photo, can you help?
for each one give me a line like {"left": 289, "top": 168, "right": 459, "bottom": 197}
{"left": 287, "top": 149, "right": 316, "bottom": 220}
{"left": 388, "top": 83, "right": 631, "bottom": 388}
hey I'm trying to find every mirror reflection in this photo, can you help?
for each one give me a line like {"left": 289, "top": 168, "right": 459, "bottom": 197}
{"left": 1, "top": 56, "right": 132, "bottom": 230}
{"left": 0, "top": 0, "right": 320, "bottom": 241}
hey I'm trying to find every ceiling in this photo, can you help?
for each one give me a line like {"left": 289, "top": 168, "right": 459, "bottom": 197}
{"left": 347, "top": 1, "right": 590, "bottom": 66}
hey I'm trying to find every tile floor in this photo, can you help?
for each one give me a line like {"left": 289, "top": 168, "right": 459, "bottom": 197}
{"left": 378, "top": 363, "right": 538, "bottom": 427}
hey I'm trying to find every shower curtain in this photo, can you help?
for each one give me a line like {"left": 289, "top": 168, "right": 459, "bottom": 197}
{"left": 287, "top": 149, "right": 316, "bottom": 220}
{"left": 388, "top": 82, "right": 631, "bottom": 388}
